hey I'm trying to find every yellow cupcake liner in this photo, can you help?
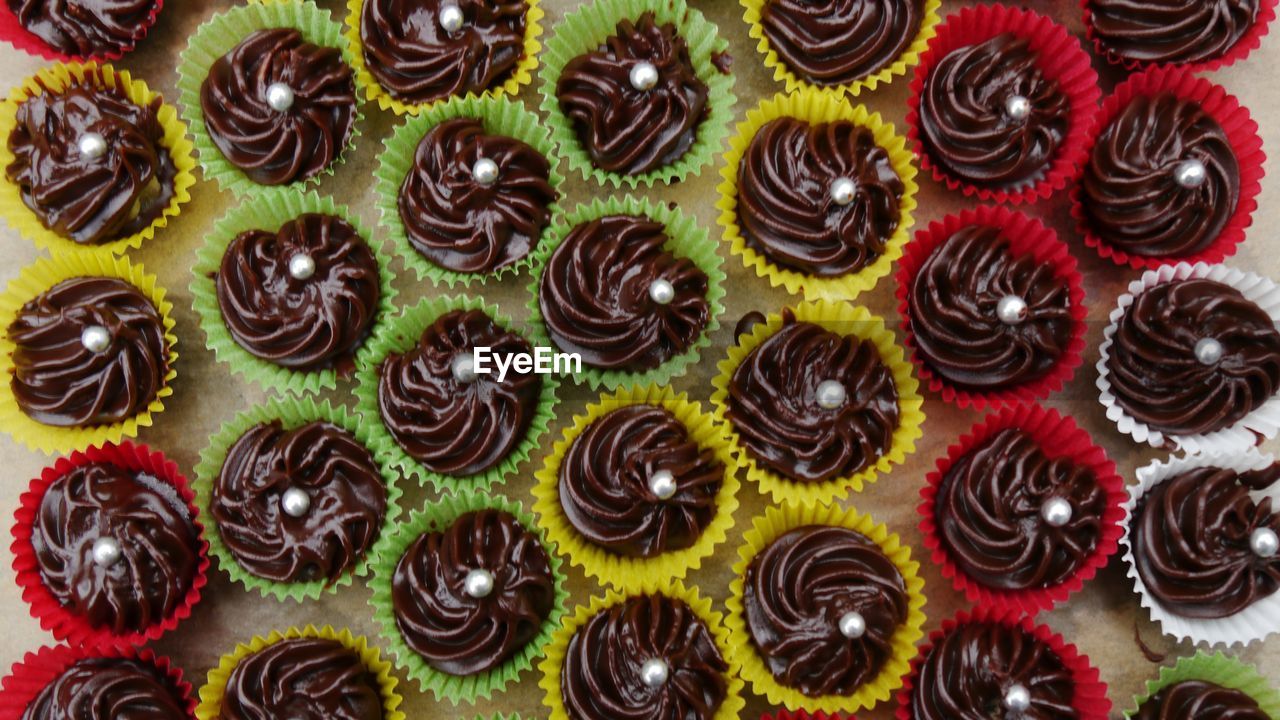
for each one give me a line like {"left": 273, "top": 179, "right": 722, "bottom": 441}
{"left": 725, "top": 501, "right": 927, "bottom": 714}
{"left": 0, "top": 62, "right": 196, "bottom": 256}
{"left": 531, "top": 384, "right": 742, "bottom": 593}
{"left": 196, "top": 625, "right": 406, "bottom": 720}
{"left": 0, "top": 253, "right": 178, "bottom": 454}
{"left": 716, "top": 90, "right": 918, "bottom": 302}
{"left": 343, "top": 0, "right": 545, "bottom": 116}
{"left": 740, "top": 0, "right": 941, "bottom": 97}
{"left": 538, "top": 579, "right": 746, "bottom": 720}
{"left": 710, "top": 300, "right": 924, "bottom": 504}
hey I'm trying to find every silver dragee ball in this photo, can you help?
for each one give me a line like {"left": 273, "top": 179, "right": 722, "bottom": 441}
{"left": 78, "top": 132, "right": 107, "bottom": 159}
{"left": 1005, "top": 94, "right": 1032, "bottom": 121}
{"left": 288, "top": 253, "right": 316, "bottom": 281}
{"left": 1195, "top": 337, "right": 1224, "bottom": 365}
{"left": 265, "top": 82, "right": 295, "bottom": 112}
{"left": 1175, "top": 158, "right": 1208, "bottom": 189}
{"left": 1004, "top": 683, "right": 1033, "bottom": 713}
{"left": 439, "top": 3, "right": 464, "bottom": 32}
{"left": 1041, "top": 497, "right": 1073, "bottom": 528}
{"left": 1251, "top": 527, "right": 1279, "bottom": 559}
{"left": 630, "top": 61, "right": 659, "bottom": 91}
{"left": 839, "top": 611, "right": 867, "bottom": 640}
{"left": 640, "top": 658, "right": 670, "bottom": 687}
{"left": 92, "top": 536, "right": 123, "bottom": 567}
{"left": 452, "top": 352, "right": 477, "bottom": 383}
{"left": 464, "top": 568, "right": 495, "bottom": 598}
{"left": 473, "top": 157, "right": 499, "bottom": 186}
{"left": 829, "top": 177, "right": 857, "bottom": 206}
{"left": 649, "top": 469, "right": 677, "bottom": 500}
{"left": 649, "top": 278, "right": 676, "bottom": 305}
{"left": 281, "top": 487, "right": 311, "bottom": 518}
{"left": 816, "top": 380, "right": 846, "bottom": 409}
{"left": 80, "top": 325, "right": 111, "bottom": 354}
{"left": 997, "top": 294, "right": 1029, "bottom": 325}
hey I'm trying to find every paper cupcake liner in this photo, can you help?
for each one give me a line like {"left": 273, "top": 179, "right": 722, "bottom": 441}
{"left": 368, "top": 488, "right": 569, "bottom": 704}
{"left": 1124, "top": 651, "right": 1280, "bottom": 718}
{"left": 192, "top": 395, "right": 403, "bottom": 603}
{"left": 525, "top": 194, "right": 726, "bottom": 390}
{"left": 10, "top": 441, "right": 209, "bottom": 650}
{"left": 918, "top": 403, "right": 1125, "bottom": 616}
{"left": 344, "top": 0, "right": 545, "bottom": 115}
{"left": 537, "top": 0, "right": 737, "bottom": 188}
{"left": 905, "top": 3, "right": 1101, "bottom": 205}
{"left": 1096, "top": 262, "right": 1280, "bottom": 453}
{"left": 709, "top": 300, "right": 925, "bottom": 505}
{"left": 1121, "top": 448, "right": 1280, "bottom": 647}
{"left": 0, "top": 643, "right": 194, "bottom": 720}
{"left": 373, "top": 94, "right": 565, "bottom": 287}
{"left": 1070, "top": 67, "right": 1265, "bottom": 270}
{"left": 894, "top": 606, "right": 1112, "bottom": 719}
{"left": 1083, "top": 0, "right": 1278, "bottom": 74}
{"left": 196, "top": 625, "right": 405, "bottom": 720}
{"left": 894, "top": 205, "right": 1087, "bottom": 409}
{"left": 538, "top": 580, "right": 746, "bottom": 720}
{"left": 353, "top": 293, "right": 558, "bottom": 492}
{"left": 716, "top": 90, "right": 919, "bottom": 302}
{"left": 0, "top": 62, "right": 196, "bottom": 256}
{"left": 0, "top": 254, "right": 178, "bottom": 455}
{"left": 726, "top": 502, "right": 926, "bottom": 714}
{"left": 176, "top": 0, "right": 363, "bottom": 197}
{"left": 531, "top": 384, "right": 742, "bottom": 592}
{"left": 0, "top": 2, "right": 163, "bottom": 63}
{"left": 741, "top": 0, "right": 941, "bottom": 97}
{"left": 190, "top": 187, "right": 397, "bottom": 395}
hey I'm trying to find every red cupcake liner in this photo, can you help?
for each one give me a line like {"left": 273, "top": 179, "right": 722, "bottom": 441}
{"left": 893, "top": 205, "right": 1087, "bottom": 410}
{"left": 763, "top": 712, "right": 854, "bottom": 720}
{"left": 10, "top": 441, "right": 209, "bottom": 651}
{"left": 905, "top": 4, "right": 1101, "bottom": 205}
{"left": 1070, "top": 67, "right": 1266, "bottom": 270}
{"left": 0, "top": 643, "right": 195, "bottom": 720}
{"left": 0, "top": 1, "right": 164, "bottom": 64}
{"left": 894, "top": 607, "right": 1112, "bottom": 720}
{"left": 1083, "top": 0, "right": 1278, "bottom": 74}
{"left": 917, "top": 404, "right": 1127, "bottom": 616}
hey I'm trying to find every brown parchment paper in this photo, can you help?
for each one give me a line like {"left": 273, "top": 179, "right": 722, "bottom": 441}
{"left": 0, "top": 1, "right": 1277, "bottom": 717}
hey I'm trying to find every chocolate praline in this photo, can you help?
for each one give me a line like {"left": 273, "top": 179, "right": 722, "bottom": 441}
{"left": 392, "top": 509, "right": 555, "bottom": 675}
{"left": 1104, "top": 278, "right": 1280, "bottom": 437}
{"left": 200, "top": 28, "right": 356, "bottom": 186}
{"left": 21, "top": 657, "right": 188, "bottom": 720}
{"left": 7, "top": 277, "right": 168, "bottom": 428}
{"left": 221, "top": 638, "right": 383, "bottom": 720}
{"left": 1089, "top": 0, "right": 1260, "bottom": 66}
{"left": 556, "top": 12, "right": 709, "bottom": 176}
{"left": 737, "top": 117, "right": 904, "bottom": 277}
{"left": 1134, "top": 679, "right": 1267, "bottom": 719}
{"left": 30, "top": 462, "right": 198, "bottom": 635}
{"left": 398, "top": 117, "right": 556, "bottom": 274}
{"left": 6, "top": 0, "right": 159, "bottom": 57}
{"left": 215, "top": 213, "right": 381, "bottom": 372}
{"left": 561, "top": 594, "right": 729, "bottom": 720}
{"left": 760, "top": 0, "right": 923, "bottom": 86}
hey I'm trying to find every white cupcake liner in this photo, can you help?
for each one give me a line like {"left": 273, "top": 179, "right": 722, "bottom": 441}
{"left": 1096, "top": 262, "right": 1280, "bottom": 453}
{"left": 1121, "top": 447, "right": 1280, "bottom": 648}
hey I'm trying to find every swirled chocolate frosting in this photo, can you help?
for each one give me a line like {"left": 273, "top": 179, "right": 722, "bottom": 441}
{"left": 6, "top": 77, "right": 175, "bottom": 245}
{"left": 398, "top": 118, "right": 555, "bottom": 274}
{"left": 200, "top": 28, "right": 356, "bottom": 186}
{"left": 1090, "top": 0, "right": 1260, "bottom": 65}
{"left": 559, "top": 405, "right": 724, "bottom": 558}
{"left": 215, "top": 213, "right": 381, "bottom": 372}
{"left": 212, "top": 420, "right": 387, "bottom": 585}
{"left": 725, "top": 311, "right": 900, "bottom": 483}
{"left": 1132, "top": 463, "right": 1280, "bottom": 619}
{"left": 743, "top": 525, "right": 908, "bottom": 697}
{"left": 21, "top": 657, "right": 188, "bottom": 720}
{"left": 937, "top": 429, "right": 1106, "bottom": 591}
{"left": 377, "top": 309, "right": 542, "bottom": 475}
{"left": 912, "top": 621, "right": 1077, "bottom": 720}
{"left": 30, "top": 462, "right": 198, "bottom": 635}
{"left": 1082, "top": 92, "right": 1239, "bottom": 258}
{"left": 555, "top": 12, "right": 709, "bottom": 176}
{"left": 538, "top": 214, "right": 710, "bottom": 371}
{"left": 360, "top": 0, "right": 528, "bottom": 104}
{"left": 737, "top": 117, "right": 904, "bottom": 277}
{"left": 908, "top": 225, "right": 1074, "bottom": 389}
{"left": 7, "top": 277, "right": 167, "bottom": 428}
{"left": 221, "top": 638, "right": 382, "bottom": 720}
{"left": 761, "top": 0, "right": 923, "bottom": 85}
{"left": 1135, "top": 680, "right": 1267, "bottom": 720}
{"left": 561, "top": 594, "right": 728, "bottom": 720}
{"left": 392, "top": 509, "right": 554, "bottom": 675}
{"left": 6, "top": 0, "right": 158, "bottom": 57}
{"left": 919, "top": 33, "right": 1069, "bottom": 188}
{"left": 1104, "top": 278, "right": 1280, "bottom": 436}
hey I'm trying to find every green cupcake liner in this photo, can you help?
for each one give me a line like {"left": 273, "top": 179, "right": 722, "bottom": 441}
{"left": 190, "top": 187, "right": 397, "bottom": 396}
{"left": 1126, "top": 652, "right": 1280, "bottom": 718}
{"left": 367, "top": 488, "right": 569, "bottom": 705}
{"left": 537, "top": 0, "right": 737, "bottom": 188}
{"left": 176, "top": 0, "right": 363, "bottom": 197}
{"left": 525, "top": 194, "right": 726, "bottom": 390}
{"left": 192, "top": 395, "right": 404, "bottom": 603}
{"left": 373, "top": 94, "right": 566, "bottom": 288}
{"left": 353, "top": 293, "right": 559, "bottom": 492}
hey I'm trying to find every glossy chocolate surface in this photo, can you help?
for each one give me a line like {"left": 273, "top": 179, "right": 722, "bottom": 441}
{"left": 760, "top": 0, "right": 922, "bottom": 86}
{"left": 21, "top": 657, "right": 188, "bottom": 720}
{"left": 221, "top": 638, "right": 382, "bottom": 720}
{"left": 1134, "top": 680, "right": 1267, "bottom": 720}
{"left": 1090, "top": 0, "right": 1260, "bottom": 65}
{"left": 6, "top": 0, "right": 158, "bottom": 57}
